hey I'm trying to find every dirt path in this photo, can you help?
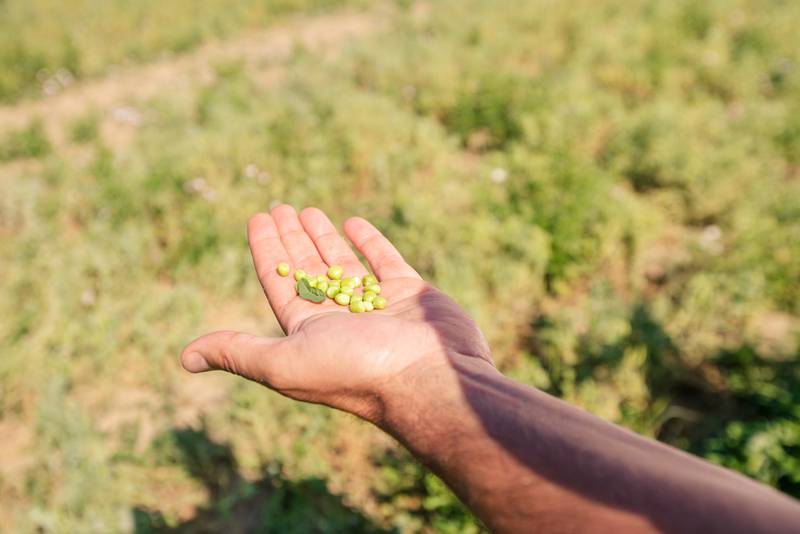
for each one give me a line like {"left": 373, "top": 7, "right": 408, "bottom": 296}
{"left": 0, "top": 9, "right": 384, "bottom": 148}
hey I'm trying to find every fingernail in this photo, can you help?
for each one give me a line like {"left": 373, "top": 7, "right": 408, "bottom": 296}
{"left": 183, "top": 351, "right": 211, "bottom": 373}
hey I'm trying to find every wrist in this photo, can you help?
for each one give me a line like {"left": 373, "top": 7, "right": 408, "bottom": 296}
{"left": 373, "top": 350, "right": 499, "bottom": 432}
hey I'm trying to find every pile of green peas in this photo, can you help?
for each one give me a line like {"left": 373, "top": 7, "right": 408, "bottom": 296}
{"left": 276, "top": 262, "right": 387, "bottom": 313}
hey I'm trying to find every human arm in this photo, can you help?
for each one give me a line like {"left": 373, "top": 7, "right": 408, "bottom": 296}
{"left": 377, "top": 353, "right": 800, "bottom": 533}
{"left": 182, "top": 205, "right": 800, "bottom": 533}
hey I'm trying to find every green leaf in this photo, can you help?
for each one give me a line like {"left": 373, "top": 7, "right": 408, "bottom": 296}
{"left": 297, "top": 278, "right": 326, "bottom": 303}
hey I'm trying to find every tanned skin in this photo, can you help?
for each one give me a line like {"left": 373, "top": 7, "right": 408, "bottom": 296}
{"left": 182, "top": 205, "right": 800, "bottom": 533}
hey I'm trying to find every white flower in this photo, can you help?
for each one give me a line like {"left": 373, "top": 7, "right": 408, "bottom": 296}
{"left": 701, "top": 225, "right": 721, "bottom": 243}
{"left": 699, "top": 225, "right": 723, "bottom": 254}
{"left": 110, "top": 106, "right": 142, "bottom": 126}
{"left": 80, "top": 289, "right": 97, "bottom": 307}
{"left": 184, "top": 177, "right": 216, "bottom": 202}
{"left": 244, "top": 164, "right": 259, "bottom": 178}
{"left": 490, "top": 167, "right": 508, "bottom": 184}
{"left": 55, "top": 68, "right": 74, "bottom": 87}
{"left": 42, "top": 79, "right": 60, "bottom": 96}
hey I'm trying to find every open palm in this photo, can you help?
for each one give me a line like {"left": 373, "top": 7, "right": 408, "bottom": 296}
{"left": 182, "top": 205, "right": 491, "bottom": 418}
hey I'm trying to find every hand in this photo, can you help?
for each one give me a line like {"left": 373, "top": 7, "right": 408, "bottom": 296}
{"left": 181, "top": 205, "right": 492, "bottom": 422}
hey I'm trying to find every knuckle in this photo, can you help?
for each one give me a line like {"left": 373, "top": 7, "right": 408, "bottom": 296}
{"left": 217, "top": 331, "right": 248, "bottom": 376}
{"left": 362, "top": 233, "right": 384, "bottom": 250}
{"left": 316, "top": 231, "right": 339, "bottom": 243}
{"left": 219, "top": 349, "right": 239, "bottom": 375}
{"left": 284, "top": 229, "right": 308, "bottom": 240}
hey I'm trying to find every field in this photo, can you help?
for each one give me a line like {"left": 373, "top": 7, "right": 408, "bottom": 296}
{"left": 1, "top": 0, "right": 799, "bottom": 531}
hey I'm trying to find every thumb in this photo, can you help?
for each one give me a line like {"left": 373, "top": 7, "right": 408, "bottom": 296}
{"left": 181, "top": 330, "right": 294, "bottom": 385}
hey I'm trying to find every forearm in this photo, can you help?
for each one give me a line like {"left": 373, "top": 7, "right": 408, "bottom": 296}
{"left": 377, "top": 353, "right": 800, "bottom": 533}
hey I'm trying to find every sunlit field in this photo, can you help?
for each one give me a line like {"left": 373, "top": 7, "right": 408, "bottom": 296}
{"left": 1, "top": 0, "right": 799, "bottom": 531}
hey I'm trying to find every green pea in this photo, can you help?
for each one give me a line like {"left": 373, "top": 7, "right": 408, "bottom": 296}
{"left": 316, "top": 275, "right": 327, "bottom": 285}
{"left": 329, "top": 279, "right": 341, "bottom": 288}
{"left": 326, "top": 286, "right": 340, "bottom": 299}
{"left": 294, "top": 269, "right": 308, "bottom": 281}
{"left": 373, "top": 296, "right": 387, "bottom": 310}
{"left": 365, "top": 283, "right": 381, "bottom": 294}
{"left": 307, "top": 277, "right": 318, "bottom": 288}
{"left": 349, "top": 299, "right": 366, "bottom": 313}
{"left": 351, "top": 294, "right": 363, "bottom": 303}
{"left": 327, "top": 265, "right": 344, "bottom": 280}
{"left": 339, "top": 285, "right": 354, "bottom": 296}
{"left": 363, "top": 274, "right": 378, "bottom": 286}
{"left": 334, "top": 292, "right": 351, "bottom": 306}
{"left": 277, "top": 262, "right": 291, "bottom": 277}
{"left": 343, "top": 276, "right": 362, "bottom": 288}
{"left": 363, "top": 300, "right": 374, "bottom": 312}
{"left": 317, "top": 280, "right": 329, "bottom": 292}
{"left": 363, "top": 291, "right": 377, "bottom": 303}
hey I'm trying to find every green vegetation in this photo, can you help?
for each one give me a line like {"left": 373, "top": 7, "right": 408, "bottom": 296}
{"left": 0, "top": 119, "right": 50, "bottom": 161}
{"left": 1, "top": 0, "right": 799, "bottom": 531}
{"left": 297, "top": 277, "right": 327, "bottom": 303}
{"left": 0, "top": 0, "right": 363, "bottom": 102}
{"left": 68, "top": 112, "right": 100, "bottom": 145}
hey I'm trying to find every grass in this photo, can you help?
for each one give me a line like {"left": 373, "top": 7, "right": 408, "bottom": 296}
{"left": 0, "top": 0, "right": 364, "bottom": 103}
{"left": 0, "top": 119, "right": 50, "bottom": 161}
{"left": 1, "top": 0, "right": 799, "bottom": 531}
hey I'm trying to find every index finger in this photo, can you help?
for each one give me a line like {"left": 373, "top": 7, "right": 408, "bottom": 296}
{"left": 343, "top": 217, "right": 421, "bottom": 281}
{"left": 247, "top": 212, "right": 296, "bottom": 329}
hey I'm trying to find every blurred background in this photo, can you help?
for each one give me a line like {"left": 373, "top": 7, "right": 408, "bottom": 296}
{"left": 1, "top": 0, "right": 799, "bottom": 531}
